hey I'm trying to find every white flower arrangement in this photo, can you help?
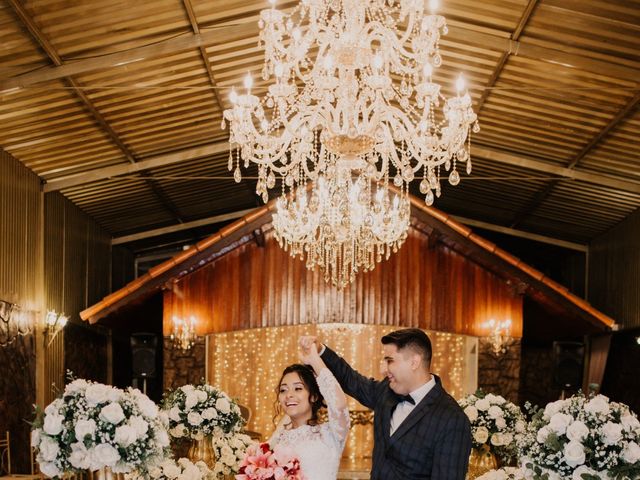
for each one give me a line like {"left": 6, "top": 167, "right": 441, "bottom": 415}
{"left": 458, "top": 390, "right": 526, "bottom": 464}
{"left": 518, "top": 393, "right": 640, "bottom": 479}
{"left": 31, "top": 379, "right": 170, "bottom": 478}
{"left": 127, "top": 457, "right": 213, "bottom": 480}
{"left": 161, "top": 383, "right": 244, "bottom": 440}
{"left": 210, "top": 432, "right": 255, "bottom": 479}
{"left": 476, "top": 467, "right": 525, "bottom": 480}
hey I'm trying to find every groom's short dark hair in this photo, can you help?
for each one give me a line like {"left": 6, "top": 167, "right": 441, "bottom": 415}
{"left": 381, "top": 328, "right": 432, "bottom": 368}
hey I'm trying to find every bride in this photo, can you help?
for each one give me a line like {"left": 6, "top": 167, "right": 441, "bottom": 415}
{"left": 269, "top": 337, "right": 350, "bottom": 480}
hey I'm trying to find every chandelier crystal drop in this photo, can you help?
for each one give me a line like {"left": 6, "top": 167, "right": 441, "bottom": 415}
{"left": 272, "top": 163, "right": 410, "bottom": 288}
{"left": 222, "top": 0, "right": 479, "bottom": 206}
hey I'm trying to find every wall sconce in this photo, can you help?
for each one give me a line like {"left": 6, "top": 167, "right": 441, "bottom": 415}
{"left": 45, "top": 310, "right": 68, "bottom": 346}
{"left": 170, "top": 315, "right": 197, "bottom": 351}
{"left": 0, "top": 299, "right": 34, "bottom": 347}
{"left": 482, "top": 318, "right": 513, "bottom": 356}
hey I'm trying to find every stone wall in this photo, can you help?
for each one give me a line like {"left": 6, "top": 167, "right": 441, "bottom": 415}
{"left": 65, "top": 322, "right": 108, "bottom": 384}
{"left": 163, "top": 337, "right": 206, "bottom": 391}
{"left": 477, "top": 337, "right": 521, "bottom": 403}
{"left": 519, "top": 342, "right": 562, "bottom": 409}
{"left": 0, "top": 334, "right": 35, "bottom": 473}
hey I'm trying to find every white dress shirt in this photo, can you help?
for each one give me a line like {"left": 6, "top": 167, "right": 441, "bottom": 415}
{"left": 390, "top": 375, "right": 436, "bottom": 435}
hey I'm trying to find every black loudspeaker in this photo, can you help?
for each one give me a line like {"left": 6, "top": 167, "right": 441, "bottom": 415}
{"left": 552, "top": 341, "right": 584, "bottom": 389}
{"left": 131, "top": 333, "right": 158, "bottom": 378}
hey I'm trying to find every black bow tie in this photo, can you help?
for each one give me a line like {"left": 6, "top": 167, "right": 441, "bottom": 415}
{"left": 397, "top": 394, "right": 415, "bottom": 405}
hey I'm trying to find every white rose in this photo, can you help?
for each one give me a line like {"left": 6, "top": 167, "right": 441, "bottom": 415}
{"left": 584, "top": 395, "right": 610, "bottom": 416}
{"left": 93, "top": 443, "right": 121, "bottom": 467}
{"left": 85, "top": 383, "right": 111, "bottom": 405}
{"left": 44, "top": 400, "right": 63, "bottom": 416}
{"left": 543, "top": 399, "right": 567, "bottom": 420}
{"left": 100, "top": 402, "right": 125, "bottom": 424}
{"left": 163, "top": 462, "right": 181, "bottom": 479}
{"left": 474, "top": 426, "right": 489, "bottom": 444}
{"left": 215, "top": 397, "right": 231, "bottom": 414}
{"left": 621, "top": 441, "right": 640, "bottom": 464}
{"left": 149, "top": 466, "right": 162, "bottom": 478}
{"left": 180, "top": 384, "right": 195, "bottom": 393}
{"left": 488, "top": 405, "right": 504, "bottom": 419}
{"left": 169, "top": 406, "right": 182, "bottom": 422}
{"left": 39, "top": 461, "right": 61, "bottom": 478}
{"left": 156, "top": 428, "right": 170, "bottom": 447}
{"left": 490, "top": 433, "right": 504, "bottom": 446}
{"left": 601, "top": 421, "right": 623, "bottom": 445}
{"left": 566, "top": 420, "right": 589, "bottom": 442}
{"left": 222, "top": 454, "right": 235, "bottom": 467}
{"left": 38, "top": 435, "right": 60, "bottom": 462}
{"left": 114, "top": 425, "right": 138, "bottom": 447}
{"left": 43, "top": 413, "right": 64, "bottom": 436}
{"left": 572, "top": 466, "right": 596, "bottom": 480}
{"left": 484, "top": 393, "right": 506, "bottom": 405}
{"left": 128, "top": 416, "right": 149, "bottom": 438}
{"left": 195, "top": 390, "right": 208, "bottom": 403}
{"left": 169, "top": 425, "right": 185, "bottom": 438}
{"left": 549, "top": 413, "right": 572, "bottom": 435}
{"left": 464, "top": 406, "right": 478, "bottom": 422}
{"left": 515, "top": 420, "right": 526, "bottom": 433}
{"left": 187, "top": 411, "right": 203, "bottom": 425}
{"left": 201, "top": 408, "right": 218, "bottom": 420}
{"left": 495, "top": 417, "right": 507, "bottom": 430}
{"left": 65, "top": 379, "right": 88, "bottom": 394}
{"left": 31, "top": 428, "right": 42, "bottom": 448}
{"left": 537, "top": 426, "right": 551, "bottom": 444}
{"left": 130, "top": 389, "right": 158, "bottom": 418}
{"left": 475, "top": 398, "right": 491, "bottom": 411}
{"left": 69, "top": 442, "right": 91, "bottom": 469}
{"left": 185, "top": 392, "right": 199, "bottom": 410}
{"left": 621, "top": 414, "right": 640, "bottom": 432}
{"left": 563, "top": 441, "right": 586, "bottom": 467}
{"left": 75, "top": 418, "right": 97, "bottom": 441}
{"left": 106, "top": 386, "right": 123, "bottom": 403}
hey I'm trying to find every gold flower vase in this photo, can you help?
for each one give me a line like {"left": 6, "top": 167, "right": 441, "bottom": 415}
{"left": 89, "top": 467, "right": 125, "bottom": 480}
{"left": 466, "top": 444, "right": 498, "bottom": 479}
{"left": 187, "top": 436, "right": 216, "bottom": 468}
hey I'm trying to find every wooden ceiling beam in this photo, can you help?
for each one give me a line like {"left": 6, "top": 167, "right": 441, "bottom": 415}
{"left": 43, "top": 141, "right": 229, "bottom": 192}
{"left": 474, "top": 0, "right": 540, "bottom": 113}
{"left": 7, "top": 0, "right": 186, "bottom": 223}
{"left": 3, "top": 22, "right": 639, "bottom": 95}
{"left": 508, "top": 90, "right": 640, "bottom": 227}
{"left": 181, "top": 0, "right": 225, "bottom": 112}
{"left": 0, "top": 23, "right": 257, "bottom": 92}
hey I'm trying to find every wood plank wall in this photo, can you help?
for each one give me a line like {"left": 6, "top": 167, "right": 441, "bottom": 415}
{"left": 163, "top": 228, "right": 523, "bottom": 337}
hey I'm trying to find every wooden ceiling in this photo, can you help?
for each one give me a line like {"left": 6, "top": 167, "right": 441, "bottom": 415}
{"left": 1, "top": 0, "right": 639, "bottom": 249}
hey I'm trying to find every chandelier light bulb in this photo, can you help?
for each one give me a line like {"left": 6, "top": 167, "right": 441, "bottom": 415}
{"left": 372, "top": 53, "right": 383, "bottom": 71}
{"left": 456, "top": 74, "right": 466, "bottom": 94}
{"left": 429, "top": 0, "right": 439, "bottom": 13}
{"left": 423, "top": 63, "right": 433, "bottom": 78}
{"left": 243, "top": 73, "right": 253, "bottom": 91}
{"left": 229, "top": 87, "right": 238, "bottom": 104}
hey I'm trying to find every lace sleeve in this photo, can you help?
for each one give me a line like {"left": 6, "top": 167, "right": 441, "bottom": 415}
{"left": 268, "top": 414, "right": 290, "bottom": 446}
{"left": 316, "top": 367, "right": 350, "bottom": 444}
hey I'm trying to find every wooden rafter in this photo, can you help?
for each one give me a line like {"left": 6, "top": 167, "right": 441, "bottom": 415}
{"left": 474, "top": 0, "right": 540, "bottom": 114}
{"left": 7, "top": 0, "right": 185, "bottom": 223}
{"left": 181, "top": 0, "right": 225, "bottom": 112}
{"left": 509, "top": 91, "right": 640, "bottom": 227}
{"left": 3, "top": 23, "right": 640, "bottom": 94}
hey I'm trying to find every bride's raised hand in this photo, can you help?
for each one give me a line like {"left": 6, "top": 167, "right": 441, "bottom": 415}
{"left": 298, "top": 335, "right": 321, "bottom": 367}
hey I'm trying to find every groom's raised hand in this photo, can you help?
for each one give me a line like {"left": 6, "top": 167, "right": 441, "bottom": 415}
{"left": 298, "top": 335, "right": 323, "bottom": 367}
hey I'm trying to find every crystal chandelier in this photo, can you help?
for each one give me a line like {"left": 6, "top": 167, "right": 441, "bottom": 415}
{"left": 273, "top": 163, "right": 410, "bottom": 288}
{"left": 222, "top": 0, "right": 479, "bottom": 205}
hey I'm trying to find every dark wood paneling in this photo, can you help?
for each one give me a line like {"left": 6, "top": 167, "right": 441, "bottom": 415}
{"left": 163, "top": 228, "right": 523, "bottom": 337}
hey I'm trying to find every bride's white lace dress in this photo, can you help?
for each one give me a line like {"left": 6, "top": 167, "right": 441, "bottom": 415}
{"left": 269, "top": 368, "right": 350, "bottom": 480}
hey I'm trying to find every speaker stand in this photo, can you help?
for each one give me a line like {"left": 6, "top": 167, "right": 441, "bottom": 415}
{"left": 142, "top": 377, "right": 147, "bottom": 395}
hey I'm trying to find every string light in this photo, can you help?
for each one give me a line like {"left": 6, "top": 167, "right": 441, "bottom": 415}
{"left": 206, "top": 324, "right": 469, "bottom": 464}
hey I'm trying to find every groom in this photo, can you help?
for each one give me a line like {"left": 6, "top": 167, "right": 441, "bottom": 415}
{"left": 300, "top": 328, "right": 471, "bottom": 479}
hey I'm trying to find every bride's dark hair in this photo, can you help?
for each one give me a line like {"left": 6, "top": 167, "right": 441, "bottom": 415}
{"left": 273, "top": 363, "right": 326, "bottom": 426}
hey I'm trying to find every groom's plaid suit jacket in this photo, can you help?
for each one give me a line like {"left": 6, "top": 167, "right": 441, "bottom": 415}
{"left": 321, "top": 346, "right": 471, "bottom": 480}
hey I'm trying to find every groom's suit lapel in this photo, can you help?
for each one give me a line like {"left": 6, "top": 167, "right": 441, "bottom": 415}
{"left": 389, "top": 377, "right": 444, "bottom": 444}
{"left": 381, "top": 392, "right": 397, "bottom": 442}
